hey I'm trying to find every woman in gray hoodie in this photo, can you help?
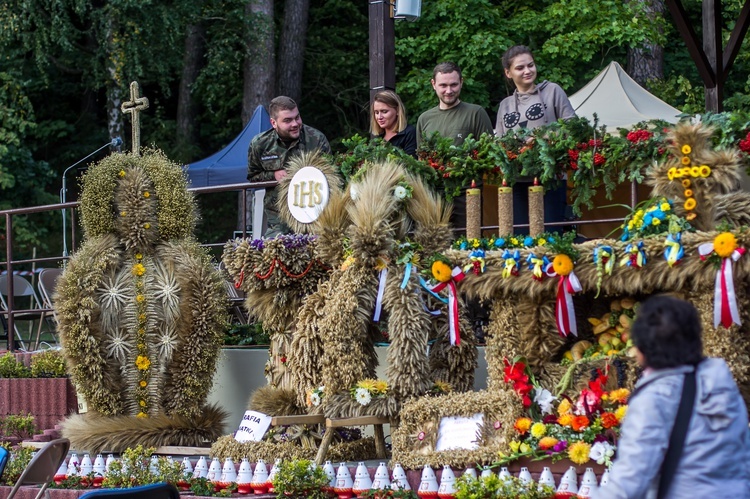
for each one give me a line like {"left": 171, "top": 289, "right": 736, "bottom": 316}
{"left": 496, "top": 45, "right": 576, "bottom": 233}
{"left": 596, "top": 295, "right": 750, "bottom": 499}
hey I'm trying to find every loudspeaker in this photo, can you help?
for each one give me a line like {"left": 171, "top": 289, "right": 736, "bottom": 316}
{"left": 394, "top": 0, "right": 421, "bottom": 21}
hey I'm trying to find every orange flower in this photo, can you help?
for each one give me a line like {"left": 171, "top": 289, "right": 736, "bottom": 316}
{"left": 558, "top": 414, "right": 574, "bottom": 427}
{"left": 714, "top": 232, "right": 738, "bottom": 259}
{"left": 514, "top": 417, "right": 532, "bottom": 434}
{"left": 571, "top": 415, "right": 590, "bottom": 432}
{"left": 680, "top": 156, "right": 691, "bottom": 165}
{"left": 552, "top": 254, "right": 574, "bottom": 276}
{"left": 538, "top": 437, "right": 559, "bottom": 450}
{"left": 608, "top": 388, "right": 630, "bottom": 404}
{"left": 600, "top": 412, "right": 619, "bottom": 429}
{"left": 681, "top": 178, "right": 691, "bottom": 188}
{"left": 684, "top": 198, "right": 696, "bottom": 210}
{"left": 431, "top": 260, "right": 452, "bottom": 283}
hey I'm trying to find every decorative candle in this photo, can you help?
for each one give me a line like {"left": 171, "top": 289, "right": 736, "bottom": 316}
{"left": 466, "top": 180, "right": 482, "bottom": 240}
{"left": 497, "top": 179, "right": 513, "bottom": 236}
{"left": 528, "top": 178, "right": 545, "bottom": 237}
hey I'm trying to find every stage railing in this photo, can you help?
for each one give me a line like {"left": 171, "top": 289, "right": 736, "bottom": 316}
{"left": 1, "top": 179, "right": 634, "bottom": 351}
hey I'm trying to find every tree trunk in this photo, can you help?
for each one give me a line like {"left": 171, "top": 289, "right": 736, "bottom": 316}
{"left": 627, "top": 0, "right": 665, "bottom": 86}
{"left": 105, "top": 18, "right": 124, "bottom": 147}
{"left": 276, "top": 0, "right": 310, "bottom": 101}
{"left": 242, "top": 0, "right": 275, "bottom": 125}
{"left": 176, "top": 22, "right": 206, "bottom": 161}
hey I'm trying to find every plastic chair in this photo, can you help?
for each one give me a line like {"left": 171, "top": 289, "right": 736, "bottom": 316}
{"left": 0, "top": 446, "right": 9, "bottom": 481}
{"left": 6, "top": 437, "right": 70, "bottom": 499}
{"left": 0, "top": 274, "right": 51, "bottom": 351}
{"left": 79, "top": 482, "right": 181, "bottom": 499}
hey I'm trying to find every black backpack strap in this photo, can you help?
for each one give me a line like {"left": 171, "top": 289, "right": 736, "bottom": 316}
{"left": 657, "top": 369, "right": 697, "bottom": 499}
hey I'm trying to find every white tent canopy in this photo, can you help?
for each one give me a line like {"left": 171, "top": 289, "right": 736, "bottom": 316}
{"left": 568, "top": 61, "right": 682, "bottom": 130}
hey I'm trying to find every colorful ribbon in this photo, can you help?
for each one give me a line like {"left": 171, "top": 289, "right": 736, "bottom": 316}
{"left": 373, "top": 268, "right": 388, "bottom": 322}
{"left": 545, "top": 263, "right": 582, "bottom": 337}
{"left": 526, "top": 253, "right": 549, "bottom": 281}
{"left": 501, "top": 249, "right": 521, "bottom": 278}
{"left": 430, "top": 267, "right": 466, "bottom": 345}
{"left": 698, "top": 243, "right": 745, "bottom": 328}
{"left": 400, "top": 262, "right": 413, "bottom": 289}
{"left": 619, "top": 241, "right": 646, "bottom": 268}
{"left": 664, "top": 233, "right": 684, "bottom": 267}
{"left": 593, "top": 245, "right": 615, "bottom": 276}
{"left": 463, "top": 249, "right": 486, "bottom": 275}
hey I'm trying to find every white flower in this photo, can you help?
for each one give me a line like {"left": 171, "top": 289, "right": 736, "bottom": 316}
{"left": 354, "top": 387, "right": 372, "bottom": 406}
{"left": 393, "top": 185, "right": 407, "bottom": 200}
{"left": 349, "top": 183, "right": 359, "bottom": 201}
{"left": 589, "top": 441, "right": 615, "bottom": 465}
{"left": 533, "top": 388, "right": 556, "bottom": 415}
{"left": 310, "top": 392, "right": 321, "bottom": 406}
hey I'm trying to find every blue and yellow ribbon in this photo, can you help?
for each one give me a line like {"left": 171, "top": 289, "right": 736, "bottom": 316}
{"left": 501, "top": 249, "right": 521, "bottom": 278}
{"left": 593, "top": 245, "right": 616, "bottom": 276}
{"left": 526, "top": 253, "right": 549, "bottom": 281}
{"left": 664, "top": 232, "right": 684, "bottom": 268}
{"left": 620, "top": 241, "right": 646, "bottom": 268}
{"left": 463, "top": 249, "right": 486, "bottom": 275}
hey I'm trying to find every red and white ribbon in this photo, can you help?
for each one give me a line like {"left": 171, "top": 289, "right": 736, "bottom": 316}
{"left": 699, "top": 243, "right": 745, "bottom": 328}
{"left": 546, "top": 264, "right": 582, "bottom": 337}
{"left": 431, "top": 266, "right": 465, "bottom": 346}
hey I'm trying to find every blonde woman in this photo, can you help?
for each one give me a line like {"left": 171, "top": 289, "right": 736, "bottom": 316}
{"left": 370, "top": 90, "right": 417, "bottom": 157}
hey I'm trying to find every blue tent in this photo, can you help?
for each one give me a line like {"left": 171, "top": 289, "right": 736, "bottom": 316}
{"left": 186, "top": 105, "right": 272, "bottom": 187}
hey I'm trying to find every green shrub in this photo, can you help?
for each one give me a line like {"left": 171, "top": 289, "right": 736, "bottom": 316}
{"left": 455, "top": 474, "right": 555, "bottom": 499}
{"left": 271, "top": 459, "right": 330, "bottom": 499}
{"left": 0, "top": 352, "right": 30, "bottom": 378}
{"left": 1, "top": 413, "right": 37, "bottom": 438}
{"left": 0, "top": 446, "right": 34, "bottom": 485}
{"left": 223, "top": 322, "right": 270, "bottom": 346}
{"left": 30, "top": 349, "right": 68, "bottom": 378}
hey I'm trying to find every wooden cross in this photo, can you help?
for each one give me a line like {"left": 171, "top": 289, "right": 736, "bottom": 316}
{"left": 121, "top": 81, "right": 149, "bottom": 156}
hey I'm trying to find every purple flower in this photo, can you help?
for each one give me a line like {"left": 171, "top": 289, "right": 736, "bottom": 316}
{"left": 249, "top": 239, "right": 264, "bottom": 250}
{"left": 553, "top": 440, "right": 568, "bottom": 452}
{"left": 594, "top": 434, "right": 608, "bottom": 443}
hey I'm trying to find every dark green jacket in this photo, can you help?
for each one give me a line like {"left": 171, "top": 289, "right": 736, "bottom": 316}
{"left": 247, "top": 125, "right": 330, "bottom": 183}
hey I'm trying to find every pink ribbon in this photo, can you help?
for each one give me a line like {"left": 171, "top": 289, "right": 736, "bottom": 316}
{"left": 699, "top": 244, "right": 745, "bottom": 328}
{"left": 431, "top": 267, "right": 466, "bottom": 345}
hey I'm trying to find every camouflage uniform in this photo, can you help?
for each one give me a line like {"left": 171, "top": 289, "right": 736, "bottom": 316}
{"left": 247, "top": 124, "right": 330, "bottom": 237}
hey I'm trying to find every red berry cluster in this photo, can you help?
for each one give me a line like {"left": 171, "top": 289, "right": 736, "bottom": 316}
{"left": 594, "top": 152, "right": 606, "bottom": 166}
{"left": 567, "top": 149, "right": 580, "bottom": 170}
{"left": 627, "top": 129, "right": 654, "bottom": 143}
{"left": 739, "top": 131, "right": 750, "bottom": 154}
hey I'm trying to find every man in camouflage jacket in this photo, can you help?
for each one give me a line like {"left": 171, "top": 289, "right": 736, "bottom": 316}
{"left": 248, "top": 96, "right": 330, "bottom": 237}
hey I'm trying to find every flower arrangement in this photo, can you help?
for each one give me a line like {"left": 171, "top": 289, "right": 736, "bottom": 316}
{"left": 503, "top": 358, "right": 556, "bottom": 415}
{"left": 498, "top": 369, "right": 629, "bottom": 467}
{"left": 619, "top": 197, "right": 692, "bottom": 242}
{"left": 305, "top": 385, "right": 325, "bottom": 407}
{"left": 351, "top": 379, "right": 389, "bottom": 406}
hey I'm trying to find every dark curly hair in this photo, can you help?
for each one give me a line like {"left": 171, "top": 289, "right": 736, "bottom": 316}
{"left": 631, "top": 295, "right": 704, "bottom": 369}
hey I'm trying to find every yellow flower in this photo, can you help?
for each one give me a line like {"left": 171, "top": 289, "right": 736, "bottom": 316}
{"left": 139, "top": 380, "right": 147, "bottom": 388}
{"left": 714, "top": 232, "right": 738, "bottom": 258}
{"left": 647, "top": 205, "right": 657, "bottom": 212}
{"left": 530, "top": 422, "right": 546, "bottom": 438}
{"left": 471, "top": 239, "right": 480, "bottom": 248}
{"left": 660, "top": 202, "right": 671, "bottom": 211}
{"left": 132, "top": 263, "right": 146, "bottom": 276}
{"left": 120, "top": 211, "right": 127, "bottom": 217}
{"left": 143, "top": 223, "right": 151, "bottom": 229}
{"left": 135, "top": 355, "right": 151, "bottom": 370}
{"left": 135, "top": 253, "right": 143, "bottom": 260}
{"left": 684, "top": 198, "right": 696, "bottom": 211}
{"left": 681, "top": 179, "right": 691, "bottom": 188}
{"left": 143, "top": 191, "right": 150, "bottom": 198}
{"left": 680, "top": 156, "right": 691, "bottom": 165}
{"left": 118, "top": 170, "right": 126, "bottom": 178}
{"left": 558, "top": 399, "right": 573, "bottom": 415}
{"left": 684, "top": 189, "right": 693, "bottom": 198}
{"left": 519, "top": 442, "right": 531, "bottom": 453}
{"left": 608, "top": 388, "right": 630, "bottom": 404}
{"left": 136, "top": 294, "right": 145, "bottom": 303}
{"left": 568, "top": 441, "right": 591, "bottom": 465}
{"left": 139, "top": 400, "right": 146, "bottom": 407}
{"left": 510, "top": 237, "right": 519, "bottom": 245}
{"left": 434, "top": 380, "right": 452, "bottom": 393}
{"left": 558, "top": 414, "right": 574, "bottom": 427}
{"left": 136, "top": 412, "right": 148, "bottom": 419}
{"left": 431, "top": 260, "right": 453, "bottom": 283}
{"left": 373, "top": 379, "right": 389, "bottom": 394}
{"left": 552, "top": 254, "right": 574, "bottom": 276}
{"left": 681, "top": 144, "right": 692, "bottom": 155}
{"left": 627, "top": 221, "right": 635, "bottom": 230}
{"left": 357, "top": 379, "right": 377, "bottom": 391}
{"left": 699, "top": 165, "right": 711, "bottom": 177}
{"left": 615, "top": 405, "right": 628, "bottom": 421}
{"left": 537, "top": 238, "right": 547, "bottom": 246}
{"left": 652, "top": 218, "right": 661, "bottom": 226}
{"left": 509, "top": 441, "right": 520, "bottom": 453}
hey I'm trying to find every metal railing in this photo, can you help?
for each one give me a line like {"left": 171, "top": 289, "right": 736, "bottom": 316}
{"left": 1, "top": 179, "right": 635, "bottom": 351}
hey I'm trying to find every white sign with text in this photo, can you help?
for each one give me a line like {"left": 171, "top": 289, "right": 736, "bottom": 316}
{"left": 434, "top": 413, "right": 484, "bottom": 451}
{"left": 234, "top": 410, "right": 272, "bottom": 443}
{"left": 287, "top": 166, "right": 330, "bottom": 223}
